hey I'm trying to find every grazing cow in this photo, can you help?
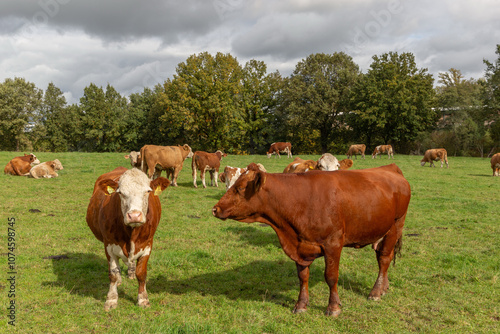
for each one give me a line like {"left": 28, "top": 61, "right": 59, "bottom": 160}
{"left": 372, "top": 145, "right": 394, "bottom": 159}
{"left": 317, "top": 153, "right": 340, "bottom": 171}
{"left": 29, "top": 159, "right": 64, "bottom": 179}
{"left": 125, "top": 151, "right": 141, "bottom": 168}
{"left": 491, "top": 153, "right": 500, "bottom": 176}
{"left": 220, "top": 164, "right": 267, "bottom": 190}
{"left": 420, "top": 148, "right": 449, "bottom": 168}
{"left": 283, "top": 157, "right": 318, "bottom": 173}
{"left": 140, "top": 144, "right": 193, "bottom": 185}
{"left": 86, "top": 167, "right": 170, "bottom": 310}
{"left": 213, "top": 163, "right": 411, "bottom": 316}
{"left": 267, "top": 142, "right": 292, "bottom": 158}
{"left": 346, "top": 144, "right": 366, "bottom": 159}
{"left": 338, "top": 159, "right": 354, "bottom": 170}
{"left": 192, "top": 150, "right": 227, "bottom": 188}
{"left": 4, "top": 153, "right": 40, "bottom": 175}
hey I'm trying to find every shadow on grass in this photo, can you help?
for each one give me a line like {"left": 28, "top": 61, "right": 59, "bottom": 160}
{"left": 224, "top": 225, "right": 281, "bottom": 249}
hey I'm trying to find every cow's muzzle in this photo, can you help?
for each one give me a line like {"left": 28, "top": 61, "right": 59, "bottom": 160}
{"left": 212, "top": 206, "right": 226, "bottom": 220}
{"left": 125, "top": 210, "right": 145, "bottom": 226}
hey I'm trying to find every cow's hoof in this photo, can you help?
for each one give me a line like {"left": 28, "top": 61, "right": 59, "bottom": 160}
{"left": 104, "top": 300, "right": 117, "bottom": 311}
{"left": 138, "top": 300, "right": 150, "bottom": 308}
{"left": 292, "top": 307, "right": 307, "bottom": 314}
{"left": 325, "top": 308, "right": 341, "bottom": 317}
{"left": 368, "top": 295, "right": 381, "bottom": 301}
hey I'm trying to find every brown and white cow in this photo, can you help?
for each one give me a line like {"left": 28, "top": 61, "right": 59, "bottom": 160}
{"left": 420, "top": 148, "right": 449, "bottom": 168}
{"left": 213, "top": 163, "right": 411, "bottom": 316}
{"left": 372, "top": 145, "right": 394, "bottom": 159}
{"left": 4, "top": 153, "right": 40, "bottom": 175}
{"left": 491, "top": 153, "right": 500, "bottom": 176}
{"left": 140, "top": 144, "right": 193, "bottom": 185}
{"left": 86, "top": 167, "right": 170, "bottom": 311}
{"left": 346, "top": 144, "right": 366, "bottom": 159}
{"left": 338, "top": 158, "right": 354, "bottom": 170}
{"left": 317, "top": 153, "right": 340, "bottom": 171}
{"left": 125, "top": 151, "right": 141, "bottom": 168}
{"left": 267, "top": 142, "right": 292, "bottom": 158}
{"left": 283, "top": 157, "right": 318, "bottom": 173}
{"left": 220, "top": 164, "right": 267, "bottom": 190}
{"left": 29, "top": 159, "right": 64, "bottom": 179}
{"left": 192, "top": 150, "right": 227, "bottom": 188}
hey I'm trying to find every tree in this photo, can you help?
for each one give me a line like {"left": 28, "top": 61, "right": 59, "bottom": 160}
{"left": 483, "top": 44, "right": 500, "bottom": 155}
{"left": 0, "top": 77, "right": 42, "bottom": 151}
{"left": 350, "top": 52, "right": 436, "bottom": 152}
{"left": 283, "top": 52, "right": 360, "bottom": 153}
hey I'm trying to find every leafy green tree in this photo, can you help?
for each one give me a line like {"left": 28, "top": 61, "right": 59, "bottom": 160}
{"left": 0, "top": 77, "right": 42, "bottom": 151}
{"left": 483, "top": 44, "right": 500, "bottom": 154}
{"left": 126, "top": 87, "right": 155, "bottom": 150}
{"left": 283, "top": 52, "right": 360, "bottom": 153}
{"left": 350, "top": 52, "right": 436, "bottom": 152}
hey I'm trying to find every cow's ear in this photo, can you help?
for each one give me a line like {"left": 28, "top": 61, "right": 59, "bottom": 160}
{"left": 150, "top": 177, "right": 170, "bottom": 196}
{"left": 219, "top": 173, "right": 226, "bottom": 182}
{"left": 124, "top": 155, "right": 130, "bottom": 159}
{"left": 245, "top": 170, "right": 265, "bottom": 199}
{"left": 98, "top": 179, "right": 119, "bottom": 196}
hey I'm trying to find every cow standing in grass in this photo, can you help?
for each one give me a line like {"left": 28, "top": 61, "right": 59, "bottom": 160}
{"left": 372, "top": 145, "right": 394, "bottom": 159}
{"left": 421, "top": 148, "right": 449, "bottom": 168}
{"left": 267, "top": 142, "right": 292, "bottom": 158}
{"left": 192, "top": 150, "right": 227, "bottom": 188}
{"left": 347, "top": 144, "right": 366, "bottom": 159}
{"left": 491, "top": 153, "right": 500, "bottom": 176}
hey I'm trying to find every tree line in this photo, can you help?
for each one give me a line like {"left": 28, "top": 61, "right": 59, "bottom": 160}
{"left": 1, "top": 46, "right": 499, "bottom": 157}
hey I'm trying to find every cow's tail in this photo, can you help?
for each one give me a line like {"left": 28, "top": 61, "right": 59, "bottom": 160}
{"left": 392, "top": 236, "right": 403, "bottom": 266}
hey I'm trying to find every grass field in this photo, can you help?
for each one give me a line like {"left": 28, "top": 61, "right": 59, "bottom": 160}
{"left": 1, "top": 151, "right": 498, "bottom": 333}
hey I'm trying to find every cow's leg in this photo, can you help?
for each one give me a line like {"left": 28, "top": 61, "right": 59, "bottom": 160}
{"left": 104, "top": 250, "right": 122, "bottom": 311}
{"left": 213, "top": 170, "right": 219, "bottom": 187}
{"left": 171, "top": 168, "right": 179, "bottom": 187}
{"left": 192, "top": 167, "right": 198, "bottom": 188}
{"left": 201, "top": 169, "right": 207, "bottom": 188}
{"left": 135, "top": 255, "right": 150, "bottom": 308}
{"left": 293, "top": 263, "right": 310, "bottom": 314}
{"left": 324, "top": 246, "right": 343, "bottom": 316}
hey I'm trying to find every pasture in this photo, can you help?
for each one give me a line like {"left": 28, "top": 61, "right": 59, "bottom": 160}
{"left": 1, "top": 151, "right": 498, "bottom": 333}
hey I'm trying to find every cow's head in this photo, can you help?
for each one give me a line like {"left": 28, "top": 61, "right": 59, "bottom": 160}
{"left": 183, "top": 144, "right": 194, "bottom": 158}
{"left": 98, "top": 168, "right": 170, "bottom": 227}
{"left": 29, "top": 153, "right": 40, "bottom": 165}
{"left": 215, "top": 150, "right": 227, "bottom": 161}
{"left": 125, "top": 151, "right": 141, "bottom": 167}
{"left": 317, "top": 154, "right": 340, "bottom": 171}
{"left": 212, "top": 163, "right": 265, "bottom": 221}
{"left": 50, "top": 159, "right": 64, "bottom": 171}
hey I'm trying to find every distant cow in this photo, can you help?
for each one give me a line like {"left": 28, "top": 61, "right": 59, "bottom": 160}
{"left": 267, "top": 142, "right": 292, "bottom": 158}
{"left": 347, "top": 144, "right": 366, "bottom": 159}
{"left": 338, "top": 159, "right": 354, "bottom": 170}
{"left": 140, "top": 144, "right": 193, "bottom": 185}
{"left": 213, "top": 163, "right": 411, "bottom": 316}
{"left": 421, "top": 148, "right": 449, "bottom": 168}
{"left": 125, "top": 151, "right": 141, "bottom": 168}
{"left": 491, "top": 153, "right": 500, "bottom": 176}
{"left": 4, "top": 153, "right": 40, "bottom": 175}
{"left": 219, "top": 164, "right": 267, "bottom": 190}
{"left": 86, "top": 167, "right": 170, "bottom": 310}
{"left": 192, "top": 150, "right": 227, "bottom": 188}
{"left": 372, "top": 145, "right": 394, "bottom": 159}
{"left": 283, "top": 157, "right": 318, "bottom": 173}
{"left": 29, "top": 159, "right": 63, "bottom": 179}
{"left": 317, "top": 153, "right": 340, "bottom": 171}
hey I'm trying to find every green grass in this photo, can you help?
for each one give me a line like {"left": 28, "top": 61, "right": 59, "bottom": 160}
{"left": 1, "top": 151, "right": 498, "bottom": 333}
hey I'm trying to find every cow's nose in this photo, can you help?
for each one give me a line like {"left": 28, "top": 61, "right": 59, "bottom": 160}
{"left": 212, "top": 206, "right": 218, "bottom": 217}
{"left": 127, "top": 210, "right": 143, "bottom": 223}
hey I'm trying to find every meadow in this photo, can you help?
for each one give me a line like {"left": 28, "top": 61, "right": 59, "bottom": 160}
{"left": 0, "top": 151, "right": 498, "bottom": 333}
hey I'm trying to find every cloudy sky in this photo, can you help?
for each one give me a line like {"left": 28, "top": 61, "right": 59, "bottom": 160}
{"left": 1, "top": 0, "right": 499, "bottom": 104}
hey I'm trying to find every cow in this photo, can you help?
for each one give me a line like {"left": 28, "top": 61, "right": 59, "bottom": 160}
{"left": 125, "top": 151, "right": 141, "bottom": 168}
{"left": 29, "top": 159, "right": 64, "bottom": 179}
{"left": 491, "top": 153, "right": 500, "bottom": 176}
{"left": 140, "top": 144, "right": 193, "bottom": 186}
{"left": 192, "top": 150, "right": 227, "bottom": 188}
{"left": 283, "top": 157, "right": 318, "bottom": 173}
{"left": 338, "top": 159, "right": 354, "bottom": 170}
{"left": 346, "top": 144, "right": 366, "bottom": 159}
{"left": 372, "top": 145, "right": 394, "bottom": 159}
{"left": 86, "top": 167, "right": 170, "bottom": 311}
{"left": 317, "top": 153, "right": 340, "bottom": 171}
{"left": 420, "top": 148, "right": 449, "bottom": 168}
{"left": 267, "top": 142, "right": 292, "bottom": 159}
{"left": 220, "top": 164, "right": 267, "bottom": 190}
{"left": 4, "top": 153, "right": 40, "bottom": 175}
{"left": 212, "top": 163, "right": 411, "bottom": 317}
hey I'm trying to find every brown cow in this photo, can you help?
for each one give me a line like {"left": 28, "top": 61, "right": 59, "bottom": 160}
{"left": 86, "top": 167, "right": 170, "bottom": 310}
{"left": 4, "top": 153, "right": 40, "bottom": 175}
{"left": 29, "top": 159, "right": 64, "bottom": 179}
{"left": 140, "top": 144, "right": 193, "bottom": 185}
{"left": 267, "top": 142, "right": 292, "bottom": 158}
{"left": 192, "top": 150, "right": 227, "bottom": 188}
{"left": 347, "top": 144, "right": 366, "bottom": 159}
{"left": 220, "top": 164, "right": 267, "bottom": 190}
{"left": 213, "top": 163, "right": 411, "bottom": 316}
{"left": 372, "top": 145, "right": 394, "bottom": 159}
{"left": 124, "top": 151, "right": 141, "bottom": 168}
{"left": 283, "top": 157, "right": 318, "bottom": 173}
{"left": 420, "top": 148, "right": 448, "bottom": 168}
{"left": 491, "top": 153, "right": 500, "bottom": 176}
{"left": 338, "top": 159, "right": 354, "bottom": 170}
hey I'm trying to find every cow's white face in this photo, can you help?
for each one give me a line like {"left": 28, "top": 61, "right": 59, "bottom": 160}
{"left": 116, "top": 169, "right": 153, "bottom": 227}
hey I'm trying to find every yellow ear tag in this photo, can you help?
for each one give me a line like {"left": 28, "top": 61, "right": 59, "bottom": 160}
{"left": 154, "top": 185, "right": 162, "bottom": 196}
{"left": 106, "top": 186, "right": 116, "bottom": 196}
{"left": 309, "top": 166, "right": 314, "bottom": 169}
